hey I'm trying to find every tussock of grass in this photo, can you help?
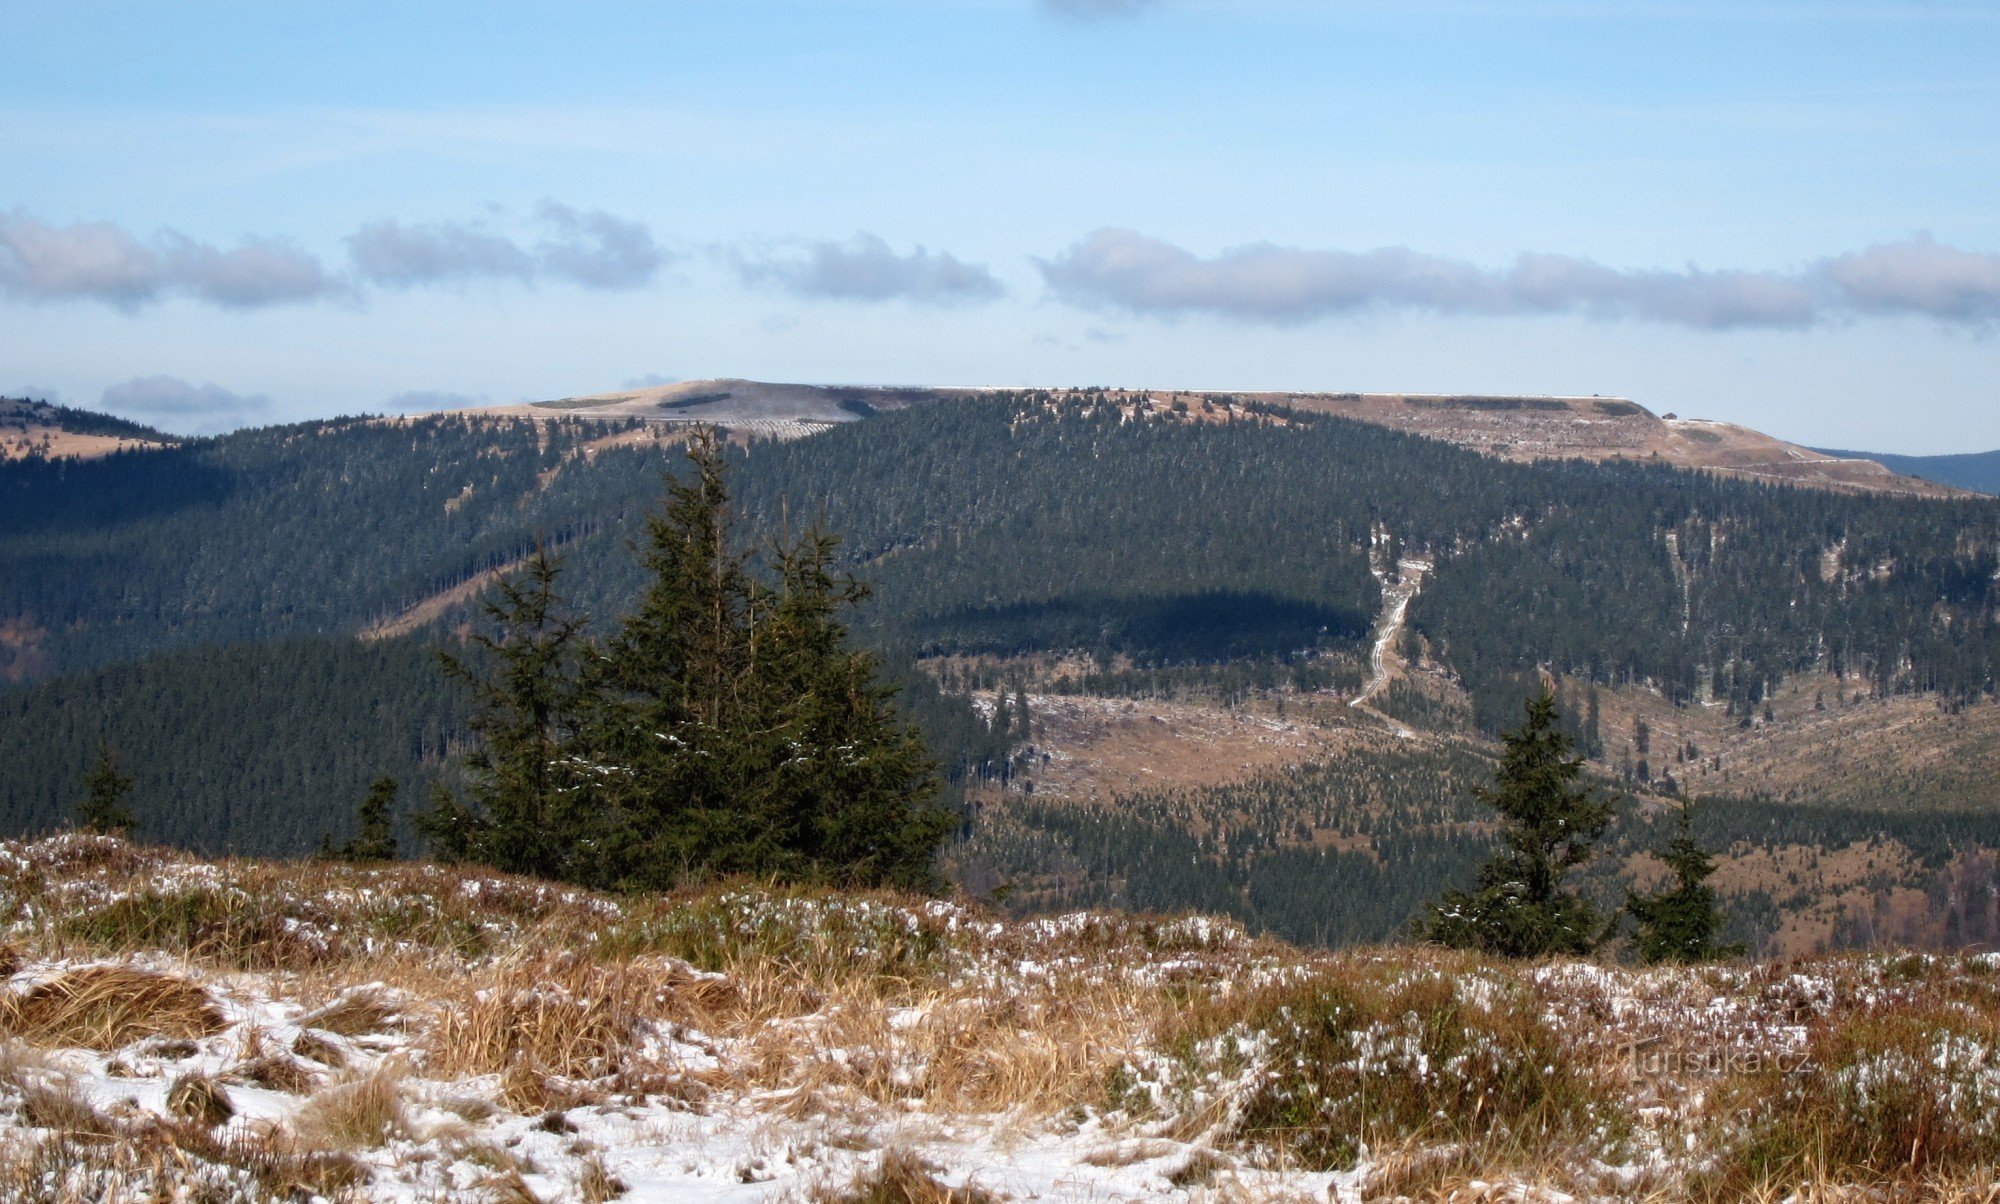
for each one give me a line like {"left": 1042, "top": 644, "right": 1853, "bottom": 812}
{"left": 427, "top": 954, "right": 655, "bottom": 1083}
{"left": 289, "top": 1061, "right": 410, "bottom": 1150}
{"left": 166, "top": 1071, "right": 235, "bottom": 1127}
{"left": 0, "top": 965, "right": 224, "bottom": 1050}
{"left": 1702, "top": 1001, "right": 2000, "bottom": 1195}
{"left": 577, "top": 1153, "right": 629, "bottom": 1202}
{"left": 298, "top": 985, "right": 405, "bottom": 1037}
{"left": 16, "top": 1079, "right": 110, "bottom": 1134}
{"left": 817, "top": 1149, "right": 1000, "bottom": 1204}
{"left": 1129, "top": 952, "right": 1625, "bottom": 1174}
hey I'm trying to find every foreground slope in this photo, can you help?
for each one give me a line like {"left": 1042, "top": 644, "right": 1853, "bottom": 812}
{"left": 4, "top": 836, "right": 2000, "bottom": 1202}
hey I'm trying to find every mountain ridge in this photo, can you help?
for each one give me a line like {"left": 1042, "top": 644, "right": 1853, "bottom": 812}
{"left": 430, "top": 378, "right": 1968, "bottom": 498}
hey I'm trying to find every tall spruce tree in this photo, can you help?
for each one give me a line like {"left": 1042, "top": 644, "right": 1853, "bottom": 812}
{"left": 1625, "top": 800, "right": 1743, "bottom": 963}
{"left": 754, "top": 527, "right": 950, "bottom": 891}
{"left": 580, "top": 429, "right": 762, "bottom": 887}
{"left": 77, "top": 743, "right": 136, "bottom": 835}
{"left": 435, "top": 430, "right": 951, "bottom": 893}
{"left": 419, "top": 543, "right": 589, "bottom": 876}
{"left": 1419, "top": 688, "right": 1614, "bottom": 957}
{"left": 578, "top": 430, "right": 949, "bottom": 891}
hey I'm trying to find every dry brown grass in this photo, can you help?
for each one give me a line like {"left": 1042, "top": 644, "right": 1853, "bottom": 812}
{"left": 815, "top": 1149, "right": 1000, "bottom": 1204}
{"left": 15, "top": 836, "right": 2000, "bottom": 1199}
{"left": 165, "top": 1071, "right": 235, "bottom": 1127}
{"left": 0, "top": 965, "right": 224, "bottom": 1050}
{"left": 425, "top": 953, "right": 659, "bottom": 1082}
{"left": 298, "top": 986, "right": 405, "bottom": 1037}
{"left": 289, "top": 1060, "right": 411, "bottom": 1150}
{"left": 0, "top": 1119, "right": 367, "bottom": 1201}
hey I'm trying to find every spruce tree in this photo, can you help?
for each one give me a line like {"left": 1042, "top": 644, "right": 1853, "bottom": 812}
{"left": 420, "top": 543, "right": 589, "bottom": 877}
{"left": 581, "top": 429, "right": 760, "bottom": 887}
{"left": 77, "top": 743, "right": 136, "bottom": 835}
{"left": 754, "top": 527, "right": 951, "bottom": 891}
{"left": 1419, "top": 688, "right": 1614, "bottom": 957}
{"left": 332, "top": 777, "right": 400, "bottom": 862}
{"left": 1625, "top": 800, "right": 1743, "bottom": 964}
{"left": 576, "top": 429, "right": 951, "bottom": 891}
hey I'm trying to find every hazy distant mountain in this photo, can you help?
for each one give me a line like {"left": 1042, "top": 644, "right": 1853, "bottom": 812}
{"left": 1813, "top": 447, "right": 2000, "bottom": 497}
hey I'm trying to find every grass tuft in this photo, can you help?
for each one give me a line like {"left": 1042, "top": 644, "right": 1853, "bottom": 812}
{"left": 816, "top": 1149, "right": 1000, "bottom": 1204}
{"left": 0, "top": 965, "right": 224, "bottom": 1050}
{"left": 166, "top": 1071, "right": 236, "bottom": 1127}
{"left": 289, "top": 1061, "right": 410, "bottom": 1150}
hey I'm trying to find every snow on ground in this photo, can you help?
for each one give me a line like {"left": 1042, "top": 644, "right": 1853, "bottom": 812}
{"left": 1, "top": 835, "right": 1998, "bottom": 1201}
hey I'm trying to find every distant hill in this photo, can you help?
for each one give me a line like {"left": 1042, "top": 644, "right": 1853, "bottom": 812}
{"left": 1814, "top": 446, "right": 2000, "bottom": 496}
{"left": 0, "top": 397, "right": 176, "bottom": 461}
{"left": 454, "top": 378, "right": 1959, "bottom": 498}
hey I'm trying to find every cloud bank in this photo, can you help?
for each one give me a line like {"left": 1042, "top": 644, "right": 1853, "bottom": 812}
{"left": 100, "top": 375, "right": 270, "bottom": 434}
{"left": 0, "top": 211, "right": 339, "bottom": 309}
{"left": 735, "top": 233, "right": 1004, "bottom": 305}
{"left": 347, "top": 203, "right": 666, "bottom": 291}
{"left": 1, "top": 203, "right": 667, "bottom": 309}
{"left": 1037, "top": 228, "right": 2000, "bottom": 329}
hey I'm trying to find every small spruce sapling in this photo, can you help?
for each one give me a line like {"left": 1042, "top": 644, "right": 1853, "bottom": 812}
{"left": 1624, "top": 799, "right": 1744, "bottom": 964}
{"left": 1419, "top": 687, "right": 1614, "bottom": 957}
{"left": 339, "top": 778, "right": 400, "bottom": 862}
{"left": 77, "top": 744, "right": 136, "bottom": 835}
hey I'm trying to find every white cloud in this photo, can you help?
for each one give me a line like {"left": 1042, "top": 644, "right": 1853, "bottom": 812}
{"left": 347, "top": 203, "right": 666, "bottom": 291}
{"left": 735, "top": 233, "right": 1004, "bottom": 305}
{"left": 534, "top": 202, "right": 665, "bottom": 289}
{"left": 1816, "top": 235, "right": 2000, "bottom": 323}
{"left": 0, "top": 212, "right": 341, "bottom": 309}
{"left": 1037, "top": 227, "right": 2000, "bottom": 330}
{"left": 347, "top": 219, "right": 535, "bottom": 288}
{"left": 0, "top": 204, "right": 667, "bottom": 309}
{"left": 100, "top": 375, "right": 270, "bottom": 434}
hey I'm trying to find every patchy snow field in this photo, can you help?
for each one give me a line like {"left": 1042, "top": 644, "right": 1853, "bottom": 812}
{"left": 0, "top": 835, "right": 1996, "bottom": 1202}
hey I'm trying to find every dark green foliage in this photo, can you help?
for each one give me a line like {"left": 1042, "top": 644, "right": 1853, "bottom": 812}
{"left": 0, "top": 637, "right": 467, "bottom": 855}
{"left": 8, "top": 397, "right": 2000, "bottom": 723}
{"left": 0, "top": 633, "right": 1001, "bottom": 862}
{"left": 441, "top": 433, "right": 951, "bottom": 893}
{"left": 328, "top": 778, "right": 399, "bottom": 862}
{"left": 77, "top": 744, "right": 136, "bottom": 834}
{"left": 1419, "top": 689, "right": 1615, "bottom": 957}
{"left": 1623, "top": 800, "right": 1743, "bottom": 963}
{"left": 420, "top": 546, "right": 589, "bottom": 879}
{"left": 0, "top": 414, "right": 656, "bottom": 679}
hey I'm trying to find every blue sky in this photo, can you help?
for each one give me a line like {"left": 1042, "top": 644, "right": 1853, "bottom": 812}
{"left": 4, "top": 1, "right": 1999, "bottom": 450}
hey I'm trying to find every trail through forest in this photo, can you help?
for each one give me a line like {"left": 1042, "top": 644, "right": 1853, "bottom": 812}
{"left": 1351, "top": 556, "right": 1432, "bottom": 735}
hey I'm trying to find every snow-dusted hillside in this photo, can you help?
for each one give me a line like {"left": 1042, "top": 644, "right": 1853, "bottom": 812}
{"left": 1, "top": 835, "right": 1996, "bottom": 1202}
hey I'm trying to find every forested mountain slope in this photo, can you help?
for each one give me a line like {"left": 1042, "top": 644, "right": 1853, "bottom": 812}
{"left": 5, "top": 390, "right": 2000, "bottom": 944}
{"left": 11, "top": 396, "right": 1998, "bottom": 710}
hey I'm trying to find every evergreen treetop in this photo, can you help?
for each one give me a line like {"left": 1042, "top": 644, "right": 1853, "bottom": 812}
{"left": 427, "top": 429, "right": 951, "bottom": 894}
{"left": 77, "top": 743, "right": 136, "bottom": 835}
{"left": 421, "top": 543, "right": 589, "bottom": 879}
{"left": 1625, "top": 800, "right": 1744, "bottom": 964}
{"left": 1419, "top": 687, "right": 1614, "bottom": 957}
{"left": 328, "top": 777, "right": 400, "bottom": 862}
